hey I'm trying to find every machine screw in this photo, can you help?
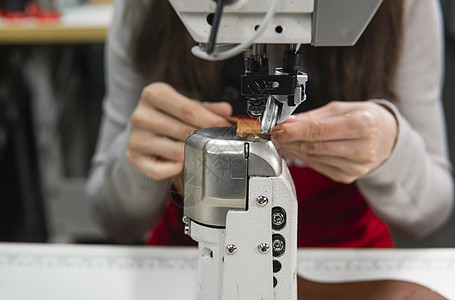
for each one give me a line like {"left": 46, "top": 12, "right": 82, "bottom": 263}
{"left": 184, "top": 225, "right": 190, "bottom": 236}
{"left": 272, "top": 207, "right": 286, "bottom": 231}
{"left": 273, "top": 239, "right": 284, "bottom": 252}
{"left": 182, "top": 216, "right": 190, "bottom": 235}
{"left": 247, "top": 79, "right": 266, "bottom": 94}
{"left": 258, "top": 243, "right": 270, "bottom": 254}
{"left": 256, "top": 196, "right": 268, "bottom": 206}
{"left": 272, "top": 234, "right": 286, "bottom": 257}
{"left": 272, "top": 212, "right": 285, "bottom": 227}
{"left": 226, "top": 244, "right": 237, "bottom": 255}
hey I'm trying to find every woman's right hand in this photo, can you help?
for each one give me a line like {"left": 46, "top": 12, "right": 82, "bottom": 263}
{"left": 127, "top": 82, "right": 232, "bottom": 180}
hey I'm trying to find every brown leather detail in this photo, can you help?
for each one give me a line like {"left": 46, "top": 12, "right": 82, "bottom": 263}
{"left": 297, "top": 276, "right": 446, "bottom": 300}
{"left": 226, "top": 117, "right": 283, "bottom": 137}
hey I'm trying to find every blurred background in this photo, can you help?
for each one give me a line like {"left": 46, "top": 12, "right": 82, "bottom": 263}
{"left": 0, "top": 0, "right": 454, "bottom": 247}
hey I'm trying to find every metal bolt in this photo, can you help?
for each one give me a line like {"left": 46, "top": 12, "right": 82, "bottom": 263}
{"left": 273, "top": 239, "right": 284, "bottom": 252}
{"left": 184, "top": 225, "right": 190, "bottom": 236}
{"left": 272, "top": 212, "right": 285, "bottom": 227}
{"left": 247, "top": 79, "right": 266, "bottom": 94}
{"left": 226, "top": 244, "right": 237, "bottom": 255}
{"left": 182, "top": 216, "right": 190, "bottom": 235}
{"left": 258, "top": 243, "right": 270, "bottom": 254}
{"left": 256, "top": 196, "right": 268, "bottom": 206}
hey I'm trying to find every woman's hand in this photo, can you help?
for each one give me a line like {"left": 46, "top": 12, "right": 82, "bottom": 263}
{"left": 127, "top": 82, "right": 232, "bottom": 180}
{"left": 272, "top": 101, "right": 398, "bottom": 184}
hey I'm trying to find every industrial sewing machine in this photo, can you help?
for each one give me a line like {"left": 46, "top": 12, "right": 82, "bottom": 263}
{"left": 168, "top": 0, "right": 383, "bottom": 298}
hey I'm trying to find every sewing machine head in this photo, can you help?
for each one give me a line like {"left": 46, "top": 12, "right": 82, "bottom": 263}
{"left": 168, "top": 0, "right": 383, "bottom": 132}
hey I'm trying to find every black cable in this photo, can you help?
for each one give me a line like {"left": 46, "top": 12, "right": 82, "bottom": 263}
{"left": 206, "top": 0, "right": 225, "bottom": 55}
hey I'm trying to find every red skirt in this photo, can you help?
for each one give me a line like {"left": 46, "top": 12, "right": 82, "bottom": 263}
{"left": 147, "top": 167, "right": 393, "bottom": 248}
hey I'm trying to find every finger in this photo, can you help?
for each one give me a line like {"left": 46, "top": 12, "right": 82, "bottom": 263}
{"left": 305, "top": 160, "right": 358, "bottom": 184}
{"left": 143, "top": 83, "right": 231, "bottom": 128}
{"left": 275, "top": 111, "right": 376, "bottom": 143}
{"left": 131, "top": 105, "right": 197, "bottom": 142}
{"left": 302, "top": 154, "right": 370, "bottom": 178}
{"left": 129, "top": 131, "right": 185, "bottom": 162}
{"left": 278, "top": 139, "right": 379, "bottom": 163}
{"left": 126, "top": 151, "right": 183, "bottom": 180}
{"left": 284, "top": 101, "right": 348, "bottom": 124}
{"left": 202, "top": 102, "right": 233, "bottom": 118}
{"left": 280, "top": 147, "right": 359, "bottom": 184}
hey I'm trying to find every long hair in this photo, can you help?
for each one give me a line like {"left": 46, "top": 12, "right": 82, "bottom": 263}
{"left": 128, "top": 0, "right": 404, "bottom": 105}
{"left": 302, "top": 0, "right": 404, "bottom": 105}
{"left": 127, "top": 0, "right": 223, "bottom": 99}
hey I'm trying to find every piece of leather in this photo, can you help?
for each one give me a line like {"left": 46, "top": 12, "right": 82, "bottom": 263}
{"left": 226, "top": 116, "right": 283, "bottom": 137}
{"left": 297, "top": 276, "right": 446, "bottom": 300}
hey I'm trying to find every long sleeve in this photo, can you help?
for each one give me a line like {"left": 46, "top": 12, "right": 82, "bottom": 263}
{"left": 85, "top": 0, "right": 170, "bottom": 243}
{"left": 357, "top": 0, "right": 453, "bottom": 239}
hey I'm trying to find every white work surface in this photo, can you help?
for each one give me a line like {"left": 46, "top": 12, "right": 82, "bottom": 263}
{"left": 0, "top": 243, "right": 454, "bottom": 300}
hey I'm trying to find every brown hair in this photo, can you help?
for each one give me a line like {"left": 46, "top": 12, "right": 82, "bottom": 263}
{"left": 128, "top": 0, "right": 404, "bottom": 105}
{"left": 302, "top": 0, "right": 404, "bottom": 105}
{"left": 128, "top": 0, "right": 223, "bottom": 99}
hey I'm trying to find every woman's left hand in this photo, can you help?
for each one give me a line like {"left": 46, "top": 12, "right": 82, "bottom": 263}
{"left": 272, "top": 101, "right": 398, "bottom": 184}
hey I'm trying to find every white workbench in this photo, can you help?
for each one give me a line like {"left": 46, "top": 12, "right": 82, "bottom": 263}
{"left": 0, "top": 243, "right": 454, "bottom": 299}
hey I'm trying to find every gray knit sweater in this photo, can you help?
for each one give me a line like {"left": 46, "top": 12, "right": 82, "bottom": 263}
{"left": 86, "top": 0, "right": 453, "bottom": 243}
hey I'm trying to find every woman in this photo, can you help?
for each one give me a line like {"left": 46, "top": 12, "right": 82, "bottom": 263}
{"left": 86, "top": 0, "right": 453, "bottom": 247}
